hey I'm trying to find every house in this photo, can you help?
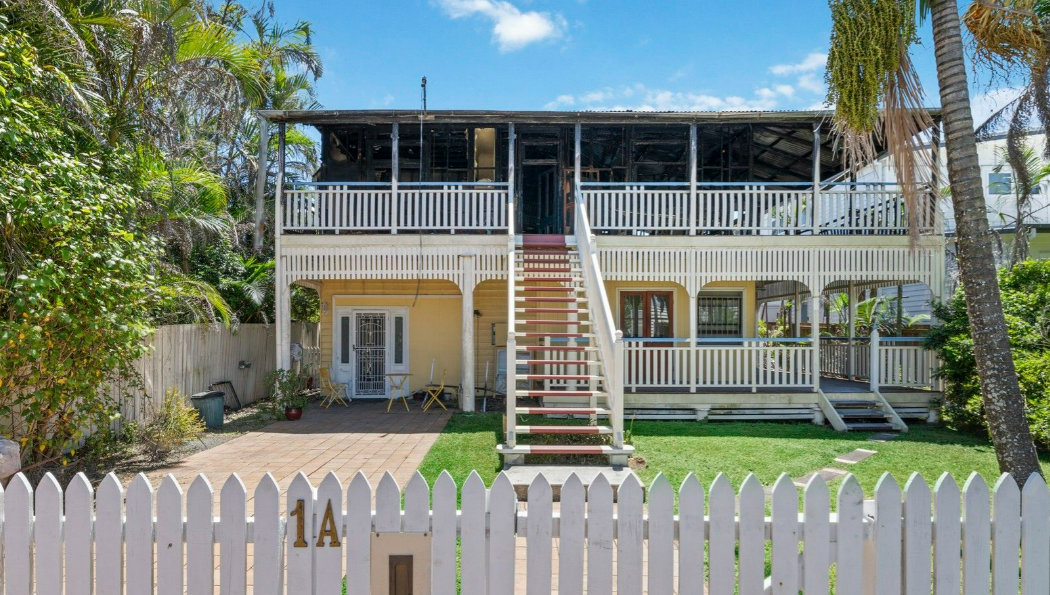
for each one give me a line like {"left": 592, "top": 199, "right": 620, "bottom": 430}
{"left": 258, "top": 109, "right": 945, "bottom": 465}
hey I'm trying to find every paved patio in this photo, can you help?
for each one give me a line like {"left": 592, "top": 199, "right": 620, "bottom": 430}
{"left": 147, "top": 400, "right": 451, "bottom": 512}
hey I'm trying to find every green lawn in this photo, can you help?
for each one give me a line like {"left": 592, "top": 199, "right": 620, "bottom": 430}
{"left": 417, "top": 412, "right": 1050, "bottom": 498}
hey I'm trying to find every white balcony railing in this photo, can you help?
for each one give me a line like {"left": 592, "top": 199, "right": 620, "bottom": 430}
{"left": 623, "top": 338, "right": 815, "bottom": 391}
{"left": 581, "top": 182, "right": 940, "bottom": 236}
{"left": 820, "top": 336, "right": 937, "bottom": 389}
{"left": 282, "top": 182, "right": 509, "bottom": 233}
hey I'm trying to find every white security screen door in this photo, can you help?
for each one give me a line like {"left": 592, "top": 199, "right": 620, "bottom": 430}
{"left": 353, "top": 312, "right": 387, "bottom": 397}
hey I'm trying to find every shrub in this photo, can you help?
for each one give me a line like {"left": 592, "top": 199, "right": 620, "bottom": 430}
{"left": 925, "top": 260, "right": 1050, "bottom": 446}
{"left": 137, "top": 389, "right": 207, "bottom": 463}
{"left": 0, "top": 22, "right": 154, "bottom": 465}
{"left": 263, "top": 368, "right": 309, "bottom": 419}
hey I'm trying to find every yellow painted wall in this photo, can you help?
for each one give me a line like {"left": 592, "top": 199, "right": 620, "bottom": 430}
{"left": 319, "top": 279, "right": 461, "bottom": 396}
{"left": 473, "top": 279, "right": 507, "bottom": 388}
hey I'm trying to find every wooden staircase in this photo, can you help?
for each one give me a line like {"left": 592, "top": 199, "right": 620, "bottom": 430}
{"left": 819, "top": 390, "right": 909, "bottom": 433}
{"left": 497, "top": 235, "right": 633, "bottom": 466}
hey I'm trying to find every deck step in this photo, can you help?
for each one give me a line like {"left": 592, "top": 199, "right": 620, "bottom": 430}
{"left": 845, "top": 422, "right": 899, "bottom": 432}
{"left": 515, "top": 425, "right": 612, "bottom": 435}
{"left": 523, "top": 374, "right": 602, "bottom": 381}
{"left": 515, "top": 296, "right": 587, "bottom": 303}
{"left": 518, "top": 286, "right": 583, "bottom": 293}
{"left": 515, "top": 407, "right": 611, "bottom": 415}
{"left": 518, "top": 258, "right": 579, "bottom": 264}
{"left": 522, "top": 360, "right": 600, "bottom": 366}
{"left": 517, "top": 319, "right": 591, "bottom": 326}
{"left": 516, "top": 390, "right": 608, "bottom": 398}
{"left": 831, "top": 400, "right": 881, "bottom": 408}
{"left": 496, "top": 444, "right": 635, "bottom": 456}
{"left": 516, "top": 307, "right": 588, "bottom": 314}
{"left": 516, "top": 345, "right": 598, "bottom": 352}
{"left": 519, "top": 332, "right": 595, "bottom": 338}
{"left": 838, "top": 410, "right": 892, "bottom": 420}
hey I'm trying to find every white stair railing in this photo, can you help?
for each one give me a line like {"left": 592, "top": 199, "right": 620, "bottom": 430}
{"left": 574, "top": 184, "right": 625, "bottom": 448}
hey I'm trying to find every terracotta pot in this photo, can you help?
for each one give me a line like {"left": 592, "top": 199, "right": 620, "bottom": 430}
{"left": 285, "top": 407, "right": 303, "bottom": 421}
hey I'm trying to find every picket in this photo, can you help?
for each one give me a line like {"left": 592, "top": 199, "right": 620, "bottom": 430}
{"left": 617, "top": 473, "right": 644, "bottom": 595}
{"left": 708, "top": 473, "right": 736, "bottom": 595}
{"left": 345, "top": 472, "right": 372, "bottom": 595}
{"left": 647, "top": 474, "right": 675, "bottom": 595}
{"left": 770, "top": 473, "right": 798, "bottom": 595}
{"left": 901, "top": 473, "right": 931, "bottom": 595}
{"left": 431, "top": 472, "right": 458, "bottom": 595}
{"left": 460, "top": 471, "right": 488, "bottom": 595}
{"left": 992, "top": 474, "right": 1021, "bottom": 595}
{"left": 586, "top": 473, "right": 614, "bottom": 595}
{"left": 558, "top": 473, "right": 585, "bottom": 595}
{"left": 1021, "top": 474, "right": 1050, "bottom": 595}
{"left": 5, "top": 469, "right": 1050, "bottom": 595}
{"left": 315, "top": 472, "right": 344, "bottom": 595}
{"left": 5, "top": 474, "right": 32, "bottom": 595}
{"left": 35, "top": 474, "right": 62, "bottom": 595}
{"left": 65, "top": 473, "right": 94, "bottom": 595}
{"left": 253, "top": 474, "right": 282, "bottom": 595}
{"left": 677, "top": 473, "right": 705, "bottom": 595}
{"left": 95, "top": 473, "right": 123, "bottom": 595}
{"left": 963, "top": 473, "right": 991, "bottom": 595}
{"left": 126, "top": 474, "right": 155, "bottom": 595}
{"left": 526, "top": 474, "right": 553, "bottom": 595}
{"left": 488, "top": 473, "right": 517, "bottom": 595}
{"left": 933, "top": 473, "right": 962, "bottom": 595}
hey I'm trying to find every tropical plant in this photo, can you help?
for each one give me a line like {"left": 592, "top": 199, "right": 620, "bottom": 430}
{"left": 827, "top": 0, "right": 1042, "bottom": 478}
{"left": 265, "top": 368, "right": 309, "bottom": 410}
{"left": 991, "top": 145, "right": 1050, "bottom": 264}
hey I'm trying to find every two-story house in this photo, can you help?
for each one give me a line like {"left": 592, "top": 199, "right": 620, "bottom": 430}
{"left": 259, "top": 109, "right": 944, "bottom": 465}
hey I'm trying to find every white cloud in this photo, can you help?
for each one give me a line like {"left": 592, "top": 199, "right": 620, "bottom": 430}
{"left": 436, "top": 0, "right": 567, "bottom": 52}
{"left": 970, "top": 87, "right": 1024, "bottom": 129}
{"left": 797, "top": 73, "right": 824, "bottom": 94}
{"left": 770, "top": 52, "right": 827, "bottom": 76}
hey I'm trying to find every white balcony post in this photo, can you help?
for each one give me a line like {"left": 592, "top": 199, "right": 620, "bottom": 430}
{"left": 869, "top": 327, "right": 880, "bottom": 392}
{"left": 689, "top": 124, "right": 698, "bottom": 235}
{"left": 253, "top": 115, "right": 269, "bottom": 252}
{"left": 275, "top": 123, "right": 290, "bottom": 371}
{"left": 505, "top": 122, "right": 516, "bottom": 447}
{"left": 847, "top": 280, "right": 856, "bottom": 380}
{"left": 391, "top": 122, "right": 399, "bottom": 234}
{"left": 460, "top": 255, "right": 476, "bottom": 412}
{"left": 508, "top": 122, "right": 515, "bottom": 237}
{"left": 811, "top": 293, "right": 821, "bottom": 392}
{"left": 812, "top": 122, "right": 821, "bottom": 234}
{"left": 575, "top": 123, "right": 582, "bottom": 223}
{"left": 612, "top": 332, "right": 625, "bottom": 448}
{"left": 689, "top": 290, "right": 698, "bottom": 392}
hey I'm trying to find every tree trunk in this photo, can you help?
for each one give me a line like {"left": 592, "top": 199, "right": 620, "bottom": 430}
{"left": 930, "top": 0, "right": 1042, "bottom": 480}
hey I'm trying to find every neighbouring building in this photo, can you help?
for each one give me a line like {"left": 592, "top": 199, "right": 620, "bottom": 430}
{"left": 259, "top": 109, "right": 944, "bottom": 465}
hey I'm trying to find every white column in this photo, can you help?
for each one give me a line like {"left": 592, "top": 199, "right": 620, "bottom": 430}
{"left": 253, "top": 116, "right": 269, "bottom": 252}
{"left": 391, "top": 123, "right": 399, "bottom": 234}
{"left": 276, "top": 278, "right": 291, "bottom": 371}
{"left": 689, "top": 124, "right": 698, "bottom": 235}
{"left": 689, "top": 291, "right": 698, "bottom": 392}
{"left": 811, "top": 123, "right": 821, "bottom": 234}
{"left": 811, "top": 294, "right": 821, "bottom": 392}
{"left": 460, "top": 255, "right": 476, "bottom": 412}
{"left": 869, "top": 328, "right": 880, "bottom": 392}
{"left": 847, "top": 280, "right": 856, "bottom": 380}
{"left": 275, "top": 123, "right": 289, "bottom": 370}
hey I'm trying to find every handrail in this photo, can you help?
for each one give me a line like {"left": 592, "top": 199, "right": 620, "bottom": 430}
{"left": 574, "top": 183, "right": 624, "bottom": 447}
{"left": 579, "top": 181, "right": 901, "bottom": 188}
{"left": 505, "top": 188, "right": 517, "bottom": 447}
{"left": 290, "top": 180, "right": 509, "bottom": 188}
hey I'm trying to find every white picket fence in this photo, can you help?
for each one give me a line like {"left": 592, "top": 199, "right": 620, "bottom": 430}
{"left": 4, "top": 469, "right": 1049, "bottom": 595}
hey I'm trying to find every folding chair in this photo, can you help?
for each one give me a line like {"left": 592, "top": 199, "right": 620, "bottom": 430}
{"left": 319, "top": 368, "right": 348, "bottom": 408}
{"left": 423, "top": 368, "right": 448, "bottom": 412}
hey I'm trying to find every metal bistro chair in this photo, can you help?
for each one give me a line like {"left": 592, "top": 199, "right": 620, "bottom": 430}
{"left": 319, "top": 368, "right": 348, "bottom": 408}
{"left": 423, "top": 368, "right": 449, "bottom": 412}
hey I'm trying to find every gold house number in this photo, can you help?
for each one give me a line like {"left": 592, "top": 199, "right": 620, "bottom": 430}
{"left": 290, "top": 499, "right": 342, "bottom": 548}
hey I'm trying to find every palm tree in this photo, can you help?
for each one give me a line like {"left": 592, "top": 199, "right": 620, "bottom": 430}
{"left": 928, "top": 0, "right": 1041, "bottom": 479}
{"left": 827, "top": 0, "right": 1041, "bottom": 478}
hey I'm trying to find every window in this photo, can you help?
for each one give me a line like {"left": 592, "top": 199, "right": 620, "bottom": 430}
{"left": 696, "top": 292, "right": 743, "bottom": 338}
{"left": 620, "top": 291, "right": 674, "bottom": 339}
{"left": 393, "top": 315, "right": 405, "bottom": 365}
{"left": 340, "top": 316, "right": 351, "bottom": 364}
{"left": 989, "top": 172, "right": 1013, "bottom": 195}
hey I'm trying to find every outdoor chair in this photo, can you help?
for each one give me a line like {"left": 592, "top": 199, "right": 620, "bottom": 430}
{"left": 319, "top": 367, "right": 348, "bottom": 408}
{"left": 423, "top": 368, "right": 448, "bottom": 412}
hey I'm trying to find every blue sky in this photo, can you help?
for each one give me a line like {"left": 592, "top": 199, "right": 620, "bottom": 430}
{"left": 283, "top": 0, "right": 1015, "bottom": 124}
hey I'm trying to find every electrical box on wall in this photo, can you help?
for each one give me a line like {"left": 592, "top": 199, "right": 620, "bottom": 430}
{"left": 370, "top": 533, "right": 431, "bottom": 595}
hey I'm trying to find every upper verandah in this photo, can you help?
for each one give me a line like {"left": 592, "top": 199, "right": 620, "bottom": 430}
{"left": 258, "top": 109, "right": 944, "bottom": 237}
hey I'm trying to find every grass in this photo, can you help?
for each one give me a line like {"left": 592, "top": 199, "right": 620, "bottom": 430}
{"left": 417, "top": 412, "right": 1050, "bottom": 498}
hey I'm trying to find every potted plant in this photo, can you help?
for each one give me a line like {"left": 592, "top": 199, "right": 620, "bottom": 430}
{"left": 266, "top": 369, "right": 309, "bottom": 420}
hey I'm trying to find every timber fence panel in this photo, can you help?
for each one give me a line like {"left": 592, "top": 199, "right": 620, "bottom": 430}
{"left": 4, "top": 470, "right": 1050, "bottom": 594}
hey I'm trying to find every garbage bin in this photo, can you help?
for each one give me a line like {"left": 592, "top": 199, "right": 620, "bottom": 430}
{"left": 191, "top": 391, "right": 225, "bottom": 429}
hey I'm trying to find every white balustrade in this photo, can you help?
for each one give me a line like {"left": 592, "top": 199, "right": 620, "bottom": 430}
{"left": 624, "top": 340, "right": 814, "bottom": 391}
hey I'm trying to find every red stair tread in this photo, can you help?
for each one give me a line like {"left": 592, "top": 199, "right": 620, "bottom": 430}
{"left": 521, "top": 391, "right": 601, "bottom": 397}
{"left": 522, "top": 234, "right": 567, "bottom": 246}
{"left": 522, "top": 426, "right": 603, "bottom": 434}
{"left": 528, "top": 445, "right": 604, "bottom": 454}
{"left": 520, "top": 346, "right": 590, "bottom": 351}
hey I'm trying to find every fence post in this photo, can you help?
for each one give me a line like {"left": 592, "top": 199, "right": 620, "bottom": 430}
{"left": 869, "top": 328, "right": 880, "bottom": 392}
